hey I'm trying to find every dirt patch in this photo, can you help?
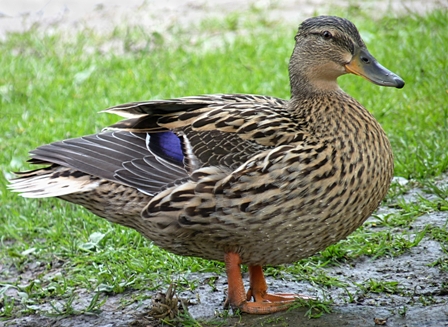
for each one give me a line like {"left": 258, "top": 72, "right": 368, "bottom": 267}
{"left": 3, "top": 175, "right": 448, "bottom": 326}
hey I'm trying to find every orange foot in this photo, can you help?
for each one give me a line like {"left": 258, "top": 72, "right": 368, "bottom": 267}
{"left": 224, "top": 252, "right": 310, "bottom": 314}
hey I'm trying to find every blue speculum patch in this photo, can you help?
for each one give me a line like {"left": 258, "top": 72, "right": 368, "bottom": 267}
{"left": 149, "top": 132, "right": 184, "bottom": 165}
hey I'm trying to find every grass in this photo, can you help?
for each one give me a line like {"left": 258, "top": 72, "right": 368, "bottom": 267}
{"left": 0, "top": 5, "right": 447, "bottom": 324}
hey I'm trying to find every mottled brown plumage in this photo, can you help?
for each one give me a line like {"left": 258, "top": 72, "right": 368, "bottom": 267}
{"left": 9, "top": 16, "right": 404, "bottom": 314}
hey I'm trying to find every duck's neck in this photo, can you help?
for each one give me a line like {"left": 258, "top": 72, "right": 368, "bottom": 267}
{"left": 287, "top": 83, "right": 380, "bottom": 145}
{"left": 289, "top": 63, "right": 343, "bottom": 97}
{"left": 288, "top": 40, "right": 346, "bottom": 96}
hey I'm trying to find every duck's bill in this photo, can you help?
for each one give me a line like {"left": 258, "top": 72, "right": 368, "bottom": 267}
{"left": 345, "top": 48, "right": 405, "bottom": 89}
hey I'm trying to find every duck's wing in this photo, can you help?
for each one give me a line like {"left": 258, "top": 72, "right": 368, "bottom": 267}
{"left": 10, "top": 131, "right": 189, "bottom": 197}
{"left": 11, "top": 94, "right": 307, "bottom": 198}
{"left": 103, "top": 94, "right": 286, "bottom": 130}
{"left": 103, "top": 94, "right": 306, "bottom": 170}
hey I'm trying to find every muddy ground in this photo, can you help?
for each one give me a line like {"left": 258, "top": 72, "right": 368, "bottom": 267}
{"left": 1, "top": 1, "right": 448, "bottom": 326}
{"left": 3, "top": 175, "right": 448, "bottom": 326}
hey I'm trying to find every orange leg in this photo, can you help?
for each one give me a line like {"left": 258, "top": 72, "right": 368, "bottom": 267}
{"left": 246, "top": 265, "right": 298, "bottom": 303}
{"left": 224, "top": 252, "right": 304, "bottom": 314}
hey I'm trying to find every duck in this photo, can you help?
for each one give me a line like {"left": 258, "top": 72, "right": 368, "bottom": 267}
{"left": 9, "top": 15, "right": 404, "bottom": 314}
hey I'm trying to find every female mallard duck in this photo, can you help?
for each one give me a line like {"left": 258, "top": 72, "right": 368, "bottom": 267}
{"left": 10, "top": 16, "right": 404, "bottom": 314}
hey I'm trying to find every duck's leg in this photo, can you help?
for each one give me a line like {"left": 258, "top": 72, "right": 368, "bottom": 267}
{"left": 224, "top": 252, "right": 297, "bottom": 314}
{"left": 246, "top": 265, "right": 297, "bottom": 303}
{"left": 224, "top": 252, "right": 247, "bottom": 310}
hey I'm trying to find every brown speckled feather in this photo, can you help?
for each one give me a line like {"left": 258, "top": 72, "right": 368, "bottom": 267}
{"left": 133, "top": 92, "right": 394, "bottom": 265}
{"left": 9, "top": 16, "right": 403, "bottom": 270}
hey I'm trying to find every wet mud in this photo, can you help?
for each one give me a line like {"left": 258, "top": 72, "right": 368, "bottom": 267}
{"left": 3, "top": 175, "right": 448, "bottom": 326}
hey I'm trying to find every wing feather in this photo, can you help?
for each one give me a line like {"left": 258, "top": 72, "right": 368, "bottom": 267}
{"left": 15, "top": 131, "right": 188, "bottom": 196}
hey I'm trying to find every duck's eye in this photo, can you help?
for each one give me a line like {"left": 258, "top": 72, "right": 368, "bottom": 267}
{"left": 322, "top": 31, "right": 333, "bottom": 39}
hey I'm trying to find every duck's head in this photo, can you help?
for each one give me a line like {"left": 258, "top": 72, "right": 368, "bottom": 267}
{"left": 289, "top": 16, "right": 404, "bottom": 94}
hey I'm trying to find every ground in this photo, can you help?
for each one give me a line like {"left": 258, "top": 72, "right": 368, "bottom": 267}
{"left": 3, "top": 175, "right": 448, "bottom": 326}
{"left": 1, "top": 1, "right": 447, "bottom": 326}
{"left": 0, "top": 0, "right": 445, "bottom": 38}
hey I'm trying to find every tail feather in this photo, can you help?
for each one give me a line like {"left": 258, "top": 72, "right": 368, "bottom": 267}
{"left": 9, "top": 167, "right": 100, "bottom": 198}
